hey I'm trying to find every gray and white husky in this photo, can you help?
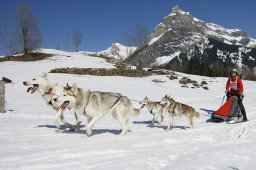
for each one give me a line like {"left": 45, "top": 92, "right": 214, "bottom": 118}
{"left": 140, "top": 96, "right": 165, "bottom": 127}
{"left": 160, "top": 95, "right": 200, "bottom": 130}
{"left": 53, "top": 84, "right": 140, "bottom": 136}
{"left": 23, "top": 73, "right": 79, "bottom": 130}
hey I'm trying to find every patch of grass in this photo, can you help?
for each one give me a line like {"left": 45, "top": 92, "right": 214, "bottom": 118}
{"left": 87, "top": 53, "right": 115, "bottom": 63}
{"left": 179, "top": 77, "right": 209, "bottom": 90}
{"left": 202, "top": 86, "right": 209, "bottom": 90}
{"left": 181, "top": 85, "right": 189, "bottom": 88}
{"left": 179, "top": 77, "right": 197, "bottom": 85}
{"left": 49, "top": 67, "right": 152, "bottom": 77}
{"left": 201, "top": 81, "right": 208, "bottom": 85}
{"left": 168, "top": 74, "right": 178, "bottom": 80}
{"left": 0, "top": 53, "right": 53, "bottom": 62}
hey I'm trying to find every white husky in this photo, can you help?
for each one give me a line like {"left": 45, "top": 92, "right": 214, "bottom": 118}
{"left": 53, "top": 84, "right": 140, "bottom": 136}
{"left": 23, "top": 73, "right": 80, "bottom": 130}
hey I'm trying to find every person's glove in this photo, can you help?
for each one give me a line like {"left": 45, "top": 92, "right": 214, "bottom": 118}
{"left": 225, "top": 90, "right": 230, "bottom": 96}
{"left": 238, "top": 93, "right": 244, "bottom": 100}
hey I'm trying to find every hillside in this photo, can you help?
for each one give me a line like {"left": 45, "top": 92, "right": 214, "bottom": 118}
{"left": 0, "top": 49, "right": 256, "bottom": 170}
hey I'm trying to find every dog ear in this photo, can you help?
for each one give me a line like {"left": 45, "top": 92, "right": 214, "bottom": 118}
{"left": 66, "top": 83, "right": 71, "bottom": 88}
{"left": 64, "top": 83, "right": 71, "bottom": 90}
{"left": 41, "top": 72, "right": 47, "bottom": 78}
{"left": 71, "top": 83, "right": 78, "bottom": 92}
{"left": 165, "top": 94, "right": 167, "bottom": 97}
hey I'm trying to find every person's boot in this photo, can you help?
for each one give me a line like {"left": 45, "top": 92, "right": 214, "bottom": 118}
{"left": 242, "top": 116, "right": 248, "bottom": 122}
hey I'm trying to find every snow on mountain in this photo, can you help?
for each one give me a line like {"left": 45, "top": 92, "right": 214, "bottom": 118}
{"left": 97, "top": 43, "right": 136, "bottom": 61}
{"left": 150, "top": 51, "right": 181, "bottom": 66}
{"left": 126, "top": 5, "right": 256, "bottom": 70}
{"left": 0, "top": 49, "right": 256, "bottom": 169}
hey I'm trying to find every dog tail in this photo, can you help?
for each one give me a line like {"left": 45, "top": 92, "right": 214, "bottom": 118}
{"left": 194, "top": 110, "right": 200, "bottom": 118}
{"left": 130, "top": 107, "right": 140, "bottom": 116}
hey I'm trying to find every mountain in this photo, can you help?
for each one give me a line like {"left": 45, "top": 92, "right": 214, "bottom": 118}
{"left": 125, "top": 6, "right": 256, "bottom": 75}
{"left": 97, "top": 43, "right": 136, "bottom": 61}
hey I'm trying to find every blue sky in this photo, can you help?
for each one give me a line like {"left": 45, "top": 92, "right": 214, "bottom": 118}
{"left": 1, "top": 0, "right": 256, "bottom": 54}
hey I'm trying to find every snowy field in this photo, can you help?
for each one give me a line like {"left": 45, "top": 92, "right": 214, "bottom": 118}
{"left": 0, "top": 49, "right": 256, "bottom": 170}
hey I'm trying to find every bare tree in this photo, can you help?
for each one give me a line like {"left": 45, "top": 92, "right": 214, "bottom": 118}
{"left": 0, "top": 11, "right": 16, "bottom": 55}
{"left": 122, "top": 24, "right": 150, "bottom": 47}
{"left": 73, "top": 30, "right": 82, "bottom": 52}
{"left": 64, "top": 33, "right": 70, "bottom": 50}
{"left": 0, "top": 13, "right": 4, "bottom": 43}
{"left": 0, "top": 12, "right": 9, "bottom": 46}
{"left": 15, "top": 3, "right": 41, "bottom": 56}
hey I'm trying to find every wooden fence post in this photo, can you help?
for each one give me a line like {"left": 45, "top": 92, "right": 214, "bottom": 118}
{"left": 0, "top": 81, "right": 5, "bottom": 113}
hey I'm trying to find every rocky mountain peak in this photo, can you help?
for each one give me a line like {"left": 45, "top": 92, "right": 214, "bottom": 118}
{"left": 125, "top": 5, "right": 256, "bottom": 79}
{"left": 171, "top": 5, "right": 181, "bottom": 14}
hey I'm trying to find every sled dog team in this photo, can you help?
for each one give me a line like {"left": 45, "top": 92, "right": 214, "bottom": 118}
{"left": 23, "top": 73, "right": 200, "bottom": 136}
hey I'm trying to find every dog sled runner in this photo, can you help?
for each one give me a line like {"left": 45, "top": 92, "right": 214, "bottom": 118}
{"left": 211, "top": 96, "right": 242, "bottom": 123}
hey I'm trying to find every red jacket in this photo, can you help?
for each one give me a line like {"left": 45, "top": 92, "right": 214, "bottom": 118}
{"left": 226, "top": 75, "right": 244, "bottom": 95}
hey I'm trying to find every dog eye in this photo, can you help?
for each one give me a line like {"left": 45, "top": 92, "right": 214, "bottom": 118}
{"left": 32, "top": 79, "right": 36, "bottom": 80}
{"left": 64, "top": 94, "right": 66, "bottom": 96}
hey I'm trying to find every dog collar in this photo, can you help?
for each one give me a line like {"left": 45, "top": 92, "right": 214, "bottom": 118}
{"left": 44, "top": 88, "right": 53, "bottom": 95}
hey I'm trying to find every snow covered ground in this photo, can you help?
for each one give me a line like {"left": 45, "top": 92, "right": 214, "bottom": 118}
{"left": 0, "top": 49, "right": 256, "bottom": 170}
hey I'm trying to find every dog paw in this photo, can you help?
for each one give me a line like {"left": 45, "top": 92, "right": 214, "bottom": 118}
{"left": 81, "top": 134, "right": 89, "bottom": 138}
{"left": 86, "top": 129, "right": 92, "bottom": 136}
{"left": 119, "top": 131, "right": 127, "bottom": 136}
{"left": 55, "top": 120, "right": 61, "bottom": 129}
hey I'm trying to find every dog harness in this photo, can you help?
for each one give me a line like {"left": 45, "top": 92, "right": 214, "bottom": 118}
{"left": 83, "top": 92, "right": 123, "bottom": 115}
{"left": 181, "top": 105, "right": 190, "bottom": 115}
{"left": 83, "top": 92, "right": 91, "bottom": 115}
{"left": 108, "top": 96, "right": 124, "bottom": 110}
{"left": 169, "top": 101, "right": 189, "bottom": 115}
{"left": 44, "top": 88, "right": 53, "bottom": 95}
{"left": 149, "top": 102, "right": 163, "bottom": 114}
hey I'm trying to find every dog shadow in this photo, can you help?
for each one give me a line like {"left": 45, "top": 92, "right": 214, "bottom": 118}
{"left": 38, "top": 124, "right": 125, "bottom": 136}
{"left": 92, "top": 129, "right": 122, "bottom": 135}
{"left": 133, "top": 120, "right": 152, "bottom": 125}
{"left": 133, "top": 120, "right": 165, "bottom": 128}
{"left": 132, "top": 120, "right": 189, "bottom": 130}
{"left": 37, "top": 124, "right": 86, "bottom": 131}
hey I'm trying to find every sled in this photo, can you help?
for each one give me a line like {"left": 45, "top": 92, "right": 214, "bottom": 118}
{"left": 211, "top": 96, "right": 243, "bottom": 123}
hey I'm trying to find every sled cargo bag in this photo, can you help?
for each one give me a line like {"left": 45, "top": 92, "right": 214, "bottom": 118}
{"left": 211, "top": 96, "right": 239, "bottom": 122}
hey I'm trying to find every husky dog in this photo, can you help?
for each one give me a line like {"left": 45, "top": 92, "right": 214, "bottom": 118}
{"left": 160, "top": 95, "right": 200, "bottom": 130}
{"left": 53, "top": 84, "right": 140, "bottom": 136}
{"left": 23, "top": 73, "right": 79, "bottom": 130}
{"left": 140, "top": 96, "right": 165, "bottom": 127}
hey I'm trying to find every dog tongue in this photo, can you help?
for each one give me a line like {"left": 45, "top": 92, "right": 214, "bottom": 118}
{"left": 60, "top": 101, "right": 69, "bottom": 110}
{"left": 27, "top": 87, "right": 34, "bottom": 93}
